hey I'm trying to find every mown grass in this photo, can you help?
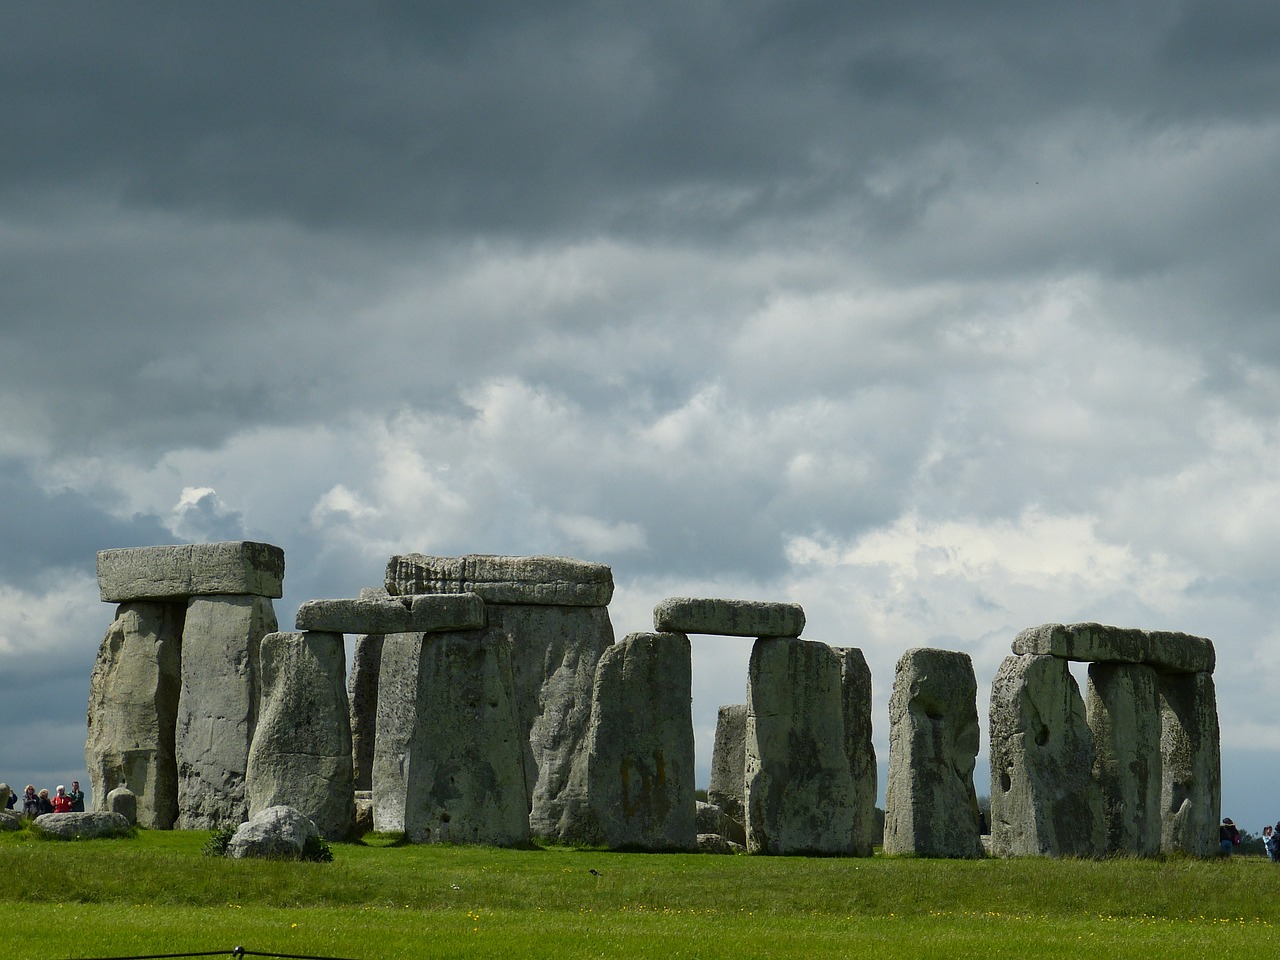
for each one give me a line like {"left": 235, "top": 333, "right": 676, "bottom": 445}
{"left": 4, "top": 826, "right": 1280, "bottom": 959}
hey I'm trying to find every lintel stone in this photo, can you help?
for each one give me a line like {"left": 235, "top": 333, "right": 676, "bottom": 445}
{"left": 98, "top": 542, "right": 284, "bottom": 602}
{"left": 653, "top": 597, "right": 804, "bottom": 638}
{"left": 387, "top": 554, "right": 613, "bottom": 606}
{"left": 1012, "top": 622, "right": 1214, "bottom": 674}
{"left": 295, "top": 594, "right": 485, "bottom": 634}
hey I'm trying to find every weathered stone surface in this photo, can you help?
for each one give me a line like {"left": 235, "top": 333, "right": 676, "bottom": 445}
{"left": 1012, "top": 622, "right": 1214, "bottom": 675}
{"left": 399, "top": 627, "right": 530, "bottom": 846}
{"left": 486, "top": 603, "right": 615, "bottom": 840}
{"left": 1159, "top": 671, "right": 1220, "bottom": 856}
{"left": 98, "top": 542, "right": 285, "bottom": 602}
{"left": 371, "top": 631, "right": 426, "bottom": 833}
{"left": 387, "top": 554, "right": 613, "bottom": 607}
{"left": 696, "top": 800, "right": 746, "bottom": 846}
{"left": 745, "top": 637, "right": 856, "bottom": 856}
{"left": 833, "top": 646, "right": 878, "bottom": 857}
{"left": 353, "top": 791, "right": 373, "bottom": 837}
{"left": 295, "top": 593, "right": 485, "bottom": 635}
{"left": 989, "top": 654, "right": 1105, "bottom": 857}
{"left": 653, "top": 597, "right": 805, "bottom": 638}
{"left": 884, "top": 648, "right": 983, "bottom": 858}
{"left": 227, "top": 805, "right": 318, "bottom": 859}
{"left": 1086, "top": 662, "right": 1162, "bottom": 855}
{"left": 555, "top": 632, "right": 697, "bottom": 851}
{"left": 106, "top": 785, "right": 138, "bottom": 825}
{"left": 697, "top": 833, "right": 736, "bottom": 854}
{"left": 84, "top": 601, "right": 184, "bottom": 829}
{"left": 0, "top": 811, "right": 21, "bottom": 831}
{"left": 175, "top": 594, "right": 278, "bottom": 829}
{"left": 348, "top": 633, "right": 384, "bottom": 792}
{"left": 707, "top": 704, "right": 748, "bottom": 823}
{"left": 246, "top": 631, "right": 354, "bottom": 840}
{"left": 34, "top": 812, "right": 131, "bottom": 839}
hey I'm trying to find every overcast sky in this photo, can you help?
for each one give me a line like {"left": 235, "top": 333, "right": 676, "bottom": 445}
{"left": 3, "top": 1, "right": 1279, "bottom": 832}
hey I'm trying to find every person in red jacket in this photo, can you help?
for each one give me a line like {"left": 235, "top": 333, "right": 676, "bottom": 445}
{"left": 50, "top": 785, "right": 73, "bottom": 813}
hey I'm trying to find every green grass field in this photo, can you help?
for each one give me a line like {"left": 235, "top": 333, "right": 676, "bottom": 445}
{"left": 4, "top": 826, "right": 1280, "bottom": 960}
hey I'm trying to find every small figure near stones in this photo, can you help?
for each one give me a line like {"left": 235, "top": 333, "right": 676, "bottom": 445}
{"left": 22, "top": 785, "right": 39, "bottom": 817}
{"left": 68, "top": 780, "right": 85, "bottom": 812}
{"left": 51, "top": 786, "right": 73, "bottom": 813}
{"left": 36, "top": 789, "right": 54, "bottom": 815}
{"left": 1262, "top": 825, "right": 1277, "bottom": 862}
{"left": 1219, "top": 817, "right": 1240, "bottom": 855}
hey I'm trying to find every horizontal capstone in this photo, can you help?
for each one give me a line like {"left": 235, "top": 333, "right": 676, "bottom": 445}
{"left": 386, "top": 554, "right": 613, "bottom": 607}
{"left": 97, "top": 542, "right": 285, "bottom": 602}
{"left": 653, "top": 597, "right": 805, "bottom": 638}
{"left": 1011, "top": 622, "right": 1215, "bottom": 674}
{"left": 295, "top": 593, "right": 485, "bottom": 634}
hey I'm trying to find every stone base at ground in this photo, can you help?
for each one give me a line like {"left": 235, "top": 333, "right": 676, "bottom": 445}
{"left": 34, "top": 812, "right": 131, "bottom": 839}
{"left": 227, "top": 805, "right": 319, "bottom": 859}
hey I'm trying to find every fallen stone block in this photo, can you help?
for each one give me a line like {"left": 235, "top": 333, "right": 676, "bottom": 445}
{"left": 884, "top": 648, "right": 984, "bottom": 858}
{"left": 696, "top": 800, "right": 746, "bottom": 846}
{"left": 98, "top": 541, "right": 285, "bottom": 602}
{"left": 34, "top": 812, "right": 131, "bottom": 840}
{"left": 1012, "top": 622, "right": 1215, "bottom": 675}
{"left": 227, "top": 805, "right": 319, "bottom": 859}
{"left": 294, "top": 593, "right": 485, "bottom": 634}
{"left": 387, "top": 554, "right": 613, "bottom": 606}
{"left": 0, "top": 811, "right": 20, "bottom": 832}
{"left": 653, "top": 597, "right": 805, "bottom": 638}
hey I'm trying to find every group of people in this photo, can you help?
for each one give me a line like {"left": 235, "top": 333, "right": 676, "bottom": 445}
{"left": 0, "top": 781, "right": 85, "bottom": 817}
{"left": 1219, "top": 817, "right": 1280, "bottom": 860}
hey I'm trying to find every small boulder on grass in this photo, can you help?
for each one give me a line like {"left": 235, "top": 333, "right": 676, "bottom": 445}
{"left": 0, "top": 810, "right": 22, "bottom": 832}
{"left": 33, "top": 812, "right": 131, "bottom": 839}
{"left": 227, "top": 805, "right": 330, "bottom": 861}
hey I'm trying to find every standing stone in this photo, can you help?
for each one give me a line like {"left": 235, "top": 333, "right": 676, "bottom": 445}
{"left": 707, "top": 704, "right": 748, "bottom": 823}
{"left": 371, "top": 632, "right": 426, "bottom": 833}
{"left": 175, "top": 594, "right": 277, "bottom": 828}
{"left": 833, "top": 647, "right": 879, "bottom": 856}
{"left": 745, "top": 637, "right": 856, "bottom": 856}
{"left": 989, "top": 654, "right": 1105, "bottom": 857}
{"left": 106, "top": 785, "right": 138, "bottom": 825}
{"left": 484, "top": 604, "right": 614, "bottom": 838}
{"left": 1159, "top": 671, "right": 1220, "bottom": 856}
{"left": 884, "top": 648, "right": 983, "bottom": 858}
{"left": 348, "top": 633, "right": 384, "bottom": 792}
{"left": 247, "top": 631, "right": 354, "bottom": 840}
{"left": 84, "top": 601, "right": 184, "bottom": 829}
{"left": 400, "top": 627, "right": 530, "bottom": 846}
{"left": 1086, "top": 662, "right": 1162, "bottom": 855}
{"left": 556, "top": 632, "right": 697, "bottom": 851}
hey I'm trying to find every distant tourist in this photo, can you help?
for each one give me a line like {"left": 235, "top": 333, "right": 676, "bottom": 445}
{"left": 51, "top": 785, "right": 73, "bottom": 814}
{"left": 36, "top": 789, "right": 54, "bottom": 815}
{"left": 22, "top": 785, "right": 39, "bottom": 817}
{"left": 1219, "top": 817, "right": 1240, "bottom": 855}
{"left": 68, "top": 780, "right": 85, "bottom": 813}
{"left": 1263, "top": 825, "right": 1278, "bottom": 862}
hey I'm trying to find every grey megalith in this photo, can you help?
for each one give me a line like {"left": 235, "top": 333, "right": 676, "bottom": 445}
{"left": 707, "top": 704, "right": 748, "bottom": 824}
{"left": 1086, "top": 662, "right": 1162, "bottom": 855}
{"left": 84, "top": 601, "right": 183, "bottom": 829}
{"left": 98, "top": 541, "right": 284, "bottom": 603}
{"left": 745, "top": 637, "right": 856, "bottom": 856}
{"left": 246, "top": 631, "right": 354, "bottom": 840}
{"left": 653, "top": 597, "right": 805, "bottom": 638}
{"left": 989, "top": 654, "right": 1106, "bottom": 857}
{"left": 833, "top": 646, "right": 879, "bottom": 856}
{"left": 1159, "top": 671, "right": 1221, "bottom": 856}
{"left": 884, "top": 648, "right": 983, "bottom": 858}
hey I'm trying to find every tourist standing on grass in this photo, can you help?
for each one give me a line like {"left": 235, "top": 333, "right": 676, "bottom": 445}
{"left": 22, "top": 785, "right": 39, "bottom": 817}
{"left": 36, "top": 789, "right": 53, "bottom": 815}
{"left": 1263, "top": 825, "right": 1278, "bottom": 862}
{"left": 1220, "top": 817, "right": 1240, "bottom": 855}
{"left": 68, "top": 780, "right": 84, "bottom": 812}
{"left": 50, "top": 785, "right": 73, "bottom": 813}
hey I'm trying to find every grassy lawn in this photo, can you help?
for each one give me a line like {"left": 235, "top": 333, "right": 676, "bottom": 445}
{"left": 4, "top": 827, "right": 1280, "bottom": 959}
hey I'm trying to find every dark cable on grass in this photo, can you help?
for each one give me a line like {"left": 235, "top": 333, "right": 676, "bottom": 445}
{"left": 71, "top": 949, "right": 362, "bottom": 960}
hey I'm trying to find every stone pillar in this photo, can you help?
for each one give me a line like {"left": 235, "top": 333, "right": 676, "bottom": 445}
{"left": 175, "top": 594, "right": 278, "bottom": 828}
{"left": 348, "top": 633, "right": 384, "bottom": 792}
{"left": 885, "top": 648, "right": 983, "bottom": 858}
{"left": 833, "top": 646, "right": 878, "bottom": 856}
{"left": 84, "top": 601, "right": 184, "bottom": 828}
{"left": 371, "top": 631, "right": 428, "bottom": 833}
{"left": 246, "top": 631, "right": 354, "bottom": 840}
{"left": 989, "top": 654, "right": 1105, "bottom": 857}
{"left": 556, "top": 631, "right": 697, "bottom": 850}
{"left": 1086, "top": 662, "right": 1162, "bottom": 855}
{"left": 402, "top": 627, "right": 530, "bottom": 846}
{"left": 707, "top": 703, "right": 747, "bottom": 823}
{"left": 1159, "top": 671, "right": 1220, "bottom": 856}
{"left": 745, "top": 637, "right": 856, "bottom": 856}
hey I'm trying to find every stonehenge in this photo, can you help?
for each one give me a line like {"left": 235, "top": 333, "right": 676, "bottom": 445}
{"left": 84, "top": 543, "right": 1221, "bottom": 860}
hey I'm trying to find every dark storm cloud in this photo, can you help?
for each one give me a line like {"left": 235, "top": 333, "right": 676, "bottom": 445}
{"left": 0, "top": 458, "right": 170, "bottom": 588}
